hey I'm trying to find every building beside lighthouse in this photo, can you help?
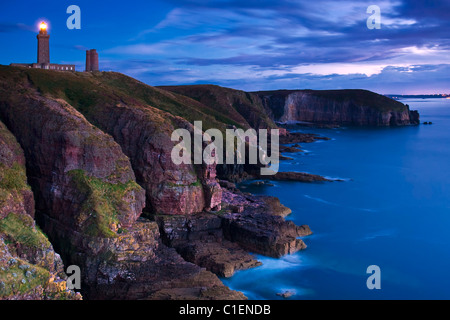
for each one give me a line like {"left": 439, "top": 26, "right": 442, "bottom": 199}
{"left": 85, "top": 49, "right": 99, "bottom": 72}
{"left": 11, "top": 22, "right": 76, "bottom": 71}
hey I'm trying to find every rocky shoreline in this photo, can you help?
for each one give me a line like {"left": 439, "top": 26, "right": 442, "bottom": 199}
{"left": 152, "top": 176, "right": 315, "bottom": 278}
{"left": 77, "top": 127, "right": 331, "bottom": 299}
{"left": 149, "top": 130, "right": 331, "bottom": 292}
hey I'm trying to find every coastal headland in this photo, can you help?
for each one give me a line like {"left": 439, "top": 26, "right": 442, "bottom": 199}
{"left": 0, "top": 66, "right": 419, "bottom": 299}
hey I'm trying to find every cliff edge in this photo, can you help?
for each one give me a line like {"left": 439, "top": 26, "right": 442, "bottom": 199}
{"left": 255, "top": 89, "right": 420, "bottom": 126}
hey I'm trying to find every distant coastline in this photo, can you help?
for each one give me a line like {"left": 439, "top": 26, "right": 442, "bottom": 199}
{"left": 387, "top": 94, "right": 450, "bottom": 100}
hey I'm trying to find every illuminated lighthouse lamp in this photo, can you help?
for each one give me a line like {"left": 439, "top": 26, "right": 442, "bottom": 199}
{"left": 39, "top": 21, "right": 48, "bottom": 31}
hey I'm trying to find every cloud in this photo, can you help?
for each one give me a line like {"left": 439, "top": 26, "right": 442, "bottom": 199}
{"left": 105, "top": 43, "right": 169, "bottom": 55}
{"left": 73, "top": 45, "right": 90, "bottom": 51}
{"left": 102, "top": 0, "right": 450, "bottom": 93}
{"left": 109, "top": 54, "right": 450, "bottom": 94}
{"left": 0, "top": 23, "right": 34, "bottom": 33}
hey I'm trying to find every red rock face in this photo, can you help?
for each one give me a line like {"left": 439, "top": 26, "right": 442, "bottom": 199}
{"left": 0, "top": 93, "right": 146, "bottom": 236}
{"left": 76, "top": 99, "right": 222, "bottom": 215}
{"left": 176, "top": 119, "right": 223, "bottom": 212}
{"left": 1, "top": 69, "right": 223, "bottom": 217}
{"left": 0, "top": 189, "right": 34, "bottom": 221}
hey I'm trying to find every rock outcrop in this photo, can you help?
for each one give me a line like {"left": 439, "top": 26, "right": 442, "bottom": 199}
{"left": 220, "top": 188, "right": 312, "bottom": 258}
{"left": 154, "top": 183, "right": 312, "bottom": 277}
{"left": 0, "top": 120, "right": 80, "bottom": 300}
{"left": 78, "top": 218, "right": 245, "bottom": 300}
{"left": 73, "top": 97, "right": 220, "bottom": 215}
{"left": 279, "top": 132, "right": 331, "bottom": 144}
{"left": 0, "top": 85, "right": 149, "bottom": 297}
{"left": 259, "top": 171, "right": 331, "bottom": 183}
{"left": 155, "top": 214, "right": 262, "bottom": 278}
{"left": 256, "top": 89, "right": 420, "bottom": 126}
{"left": 0, "top": 90, "right": 146, "bottom": 236}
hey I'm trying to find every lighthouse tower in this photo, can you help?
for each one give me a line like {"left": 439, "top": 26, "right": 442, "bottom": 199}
{"left": 37, "top": 22, "right": 50, "bottom": 66}
{"left": 10, "top": 21, "right": 75, "bottom": 71}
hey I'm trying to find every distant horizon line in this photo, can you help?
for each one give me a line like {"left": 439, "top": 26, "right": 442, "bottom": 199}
{"left": 385, "top": 93, "right": 450, "bottom": 97}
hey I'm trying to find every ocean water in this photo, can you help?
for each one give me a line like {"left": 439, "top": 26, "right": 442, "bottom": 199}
{"left": 223, "top": 98, "right": 450, "bottom": 300}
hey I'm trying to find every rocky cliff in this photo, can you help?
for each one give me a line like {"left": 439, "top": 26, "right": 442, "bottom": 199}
{"left": 159, "top": 86, "right": 420, "bottom": 182}
{"left": 0, "top": 66, "right": 244, "bottom": 299}
{"left": 0, "top": 120, "right": 80, "bottom": 300}
{"left": 160, "top": 86, "right": 420, "bottom": 127}
{"left": 0, "top": 66, "right": 313, "bottom": 300}
{"left": 159, "top": 85, "right": 284, "bottom": 182}
{"left": 16, "top": 68, "right": 225, "bottom": 216}
{"left": 255, "top": 89, "right": 420, "bottom": 126}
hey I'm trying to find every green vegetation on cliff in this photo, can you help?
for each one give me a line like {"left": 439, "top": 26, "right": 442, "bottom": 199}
{"left": 68, "top": 169, "right": 142, "bottom": 237}
{"left": 0, "top": 120, "right": 30, "bottom": 206}
{"left": 0, "top": 255, "right": 51, "bottom": 298}
{"left": 0, "top": 163, "right": 29, "bottom": 193}
{"left": 0, "top": 224, "right": 79, "bottom": 300}
{"left": 2, "top": 66, "right": 248, "bottom": 132}
{"left": 0, "top": 163, "right": 28, "bottom": 206}
{"left": 0, "top": 213, "right": 48, "bottom": 248}
{"left": 160, "top": 84, "right": 278, "bottom": 130}
{"left": 98, "top": 72, "right": 245, "bottom": 130}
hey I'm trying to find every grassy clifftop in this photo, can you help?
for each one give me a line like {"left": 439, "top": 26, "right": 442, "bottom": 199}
{"left": 0, "top": 65, "right": 412, "bottom": 133}
{"left": 1, "top": 66, "right": 248, "bottom": 132}
{"left": 159, "top": 84, "right": 278, "bottom": 130}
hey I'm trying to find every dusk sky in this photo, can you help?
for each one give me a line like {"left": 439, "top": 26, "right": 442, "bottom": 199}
{"left": 1, "top": 0, "right": 449, "bottom": 94}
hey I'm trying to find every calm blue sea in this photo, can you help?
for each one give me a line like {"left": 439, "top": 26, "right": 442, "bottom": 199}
{"left": 223, "top": 98, "right": 450, "bottom": 300}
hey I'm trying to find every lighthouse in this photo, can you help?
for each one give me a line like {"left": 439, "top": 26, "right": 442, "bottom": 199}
{"left": 37, "top": 22, "right": 50, "bottom": 66}
{"left": 10, "top": 21, "right": 76, "bottom": 71}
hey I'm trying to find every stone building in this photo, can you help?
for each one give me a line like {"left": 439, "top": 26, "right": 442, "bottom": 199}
{"left": 85, "top": 49, "right": 99, "bottom": 72}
